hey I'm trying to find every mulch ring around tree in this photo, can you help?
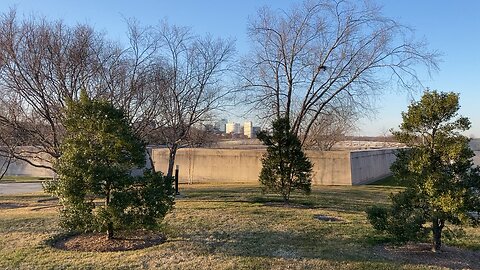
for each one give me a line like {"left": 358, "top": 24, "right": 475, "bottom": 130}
{"left": 52, "top": 230, "right": 167, "bottom": 252}
{"left": 374, "top": 243, "right": 480, "bottom": 269}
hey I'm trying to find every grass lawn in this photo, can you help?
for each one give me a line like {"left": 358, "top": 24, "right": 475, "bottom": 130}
{"left": 368, "top": 175, "right": 403, "bottom": 187}
{"left": 0, "top": 184, "right": 479, "bottom": 269}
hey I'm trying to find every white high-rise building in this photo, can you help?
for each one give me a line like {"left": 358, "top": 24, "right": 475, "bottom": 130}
{"left": 226, "top": 122, "right": 240, "bottom": 134}
{"left": 244, "top": 121, "right": 253, "bottom": 138}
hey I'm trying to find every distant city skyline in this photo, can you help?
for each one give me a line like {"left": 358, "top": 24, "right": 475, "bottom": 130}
{"left": 0, "top": 0, "right": 478, "bottom": 136}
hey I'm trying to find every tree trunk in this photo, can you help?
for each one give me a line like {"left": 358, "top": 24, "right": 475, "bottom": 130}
{"left": 167, "top": 144, "right": 178, "bottom": 178}
{"left": 432, "top": 218, "right": 444, "bottom": 252}
{"left": 107, "top": 222, "right": 114, "bottom": 240}
{"left": 281, "top": 174, "right": 291, "bottom": 204}
{"left": 146, "top": 148, "right": 156, "bottom": 173}
{"left": 0, "top": 155, "right": 12, "bottom": 180}
{"left": 282, "top": 192, "right": 290, "bottom": 204}
{"left": 105, "top": 186, "right": 114, "bottom": 240}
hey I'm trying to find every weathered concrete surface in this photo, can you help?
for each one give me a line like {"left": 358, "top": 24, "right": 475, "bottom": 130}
{"left": 473, "top": 151, "right": 480, "bottom": 167}
{"left": 152, "top": 148, "right": 264, "bottom": 184}
{"left": 151, "top": 148, "right": 396, "bottom": 185}
{"left": 0, "top": 149, "right": 54, "bottom": 178}
{"left": 0, "top": 183, "right": 43, "bottom": 194}
{"left": 350, "top": 149, "right": 397, "bottom": 185}
{"left": 308, "top": 150, "right": 351, "bottom": 185}
{"left": 0, "top": 148, "right": 153, "bottom": 178}
{"left": 1, "top": 146, "right": 398, "bottom": 186}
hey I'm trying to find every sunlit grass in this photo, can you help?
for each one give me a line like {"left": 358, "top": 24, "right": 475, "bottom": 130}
{"left": 0, "top": 185, "right": 478, "bottom": 269}
{"left": 368, "top": 175, "right": 405, "bottom": 187}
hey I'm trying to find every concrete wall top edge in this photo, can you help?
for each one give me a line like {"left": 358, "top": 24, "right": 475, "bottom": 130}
{"left": 153, "top": 147, "right": 352, "bottom": 154}
{"left": 152, "top": 148, "right": 353, "bottom": 162}
{"left": 349, "top": 147, "right": 401, "bottom": 153}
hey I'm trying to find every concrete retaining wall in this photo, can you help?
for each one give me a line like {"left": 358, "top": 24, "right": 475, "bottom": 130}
{"left": 1, "top": 146, "right": 398, "bottom": 185}
{"left": 473, "top": 151, "right": 480, "bottom": 167}
{"left": 151, "top": 148, "right": 397, "bottom": 185}
{"left": 0, "top": 156, "right": 54, "bottom": 178}
{"left": 308, "top": 150, "right": 351, "bottom": 185}
{"left": 350, "top": 149, "right": 397, "bottom": 185}
{"left": 152, "top": 148, "right": 264, "bottom": 184}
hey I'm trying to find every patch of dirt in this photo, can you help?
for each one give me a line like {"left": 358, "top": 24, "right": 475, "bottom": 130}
{"left": 263, "top": 202, "right": 314, "bottom": 209}
{"left": 313, "top": 214, "right": 342, "bottom": 222}
{"left": 0, "top": 202, "right": 27, "bottom": 209}
{"left": 53, "top": 230, "right": 166, "bottom": 252}
{"left": 374, "top": 243, "right": 480, "bottom": 269}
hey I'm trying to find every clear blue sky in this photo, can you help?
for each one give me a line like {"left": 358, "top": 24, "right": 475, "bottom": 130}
{"left": 0, "top": 0, "right": 479, "bottom": 137}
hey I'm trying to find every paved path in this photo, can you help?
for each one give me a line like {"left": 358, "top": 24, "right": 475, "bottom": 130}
{"left": 0, "top": 183, "right": 43, "bottom": 195}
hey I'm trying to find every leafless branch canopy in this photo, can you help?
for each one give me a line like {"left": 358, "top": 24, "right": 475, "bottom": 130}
{"left": 152, "top": 21, "right": 236, "bottom": 177}
{"left": 0, "top": 11, "right": 176, "bottom": 172}
{"left": 241, "top": 0, "right": 439, "bottom": 144}
{"left": 303, "top": 103, "right": 358, "bottom": 150}
{"left": 0, "top": 9, "right": 110, "bottom": 170}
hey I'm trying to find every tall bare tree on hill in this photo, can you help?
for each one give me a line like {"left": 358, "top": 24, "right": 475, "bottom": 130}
{"left": 241, "top": 0, "right": 439, "bottom": 145}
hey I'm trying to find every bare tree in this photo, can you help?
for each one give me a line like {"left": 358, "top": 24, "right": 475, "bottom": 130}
{"left": 0, "top": 10, "right": 170, "bottom": 175}
{"left": 241, "top": 0, "right": 439, "bottom": 145}
{"left": 0, "top": 9, "right": 110, "bottom": 171}
{"left": 305, "top": 103, "right": 357, "bottom": 150}
{"left": 154, "top": 22, "right": 235, "bottom": 177}
{"left": 98, "top": 19, "right": 167, "bottom": 140}
{"left": 187, "top": 125, "right": 219, "bottom": 148}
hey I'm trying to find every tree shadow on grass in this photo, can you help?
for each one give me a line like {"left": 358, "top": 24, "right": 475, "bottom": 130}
{"left": 373, "top": 242, "right": 480, "bottom": 269}
{"left": 0, "top": 202, "right": 27, "bottom": 209}
{"left": 49, "top": 231, "right": 167, "bottom": 252}
{"left": 181, "top": 194, "right": 387, "bottom": 216}
{"left": 171, "top": 228, "right": 480, "bottom": 269}
{"left": 179, "top": 185, "right": 399, "bottom": 213}
{"left": 170, "top": 228, "right": 385, "bottom": 265}
{"left": 363, "top": 231, "right": 480, "bottom": 269}
{"left": 0, "top": 216, "right": 55, "bottom": 233}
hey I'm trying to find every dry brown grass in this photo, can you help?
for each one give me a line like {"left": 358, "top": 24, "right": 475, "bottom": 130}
{"left": 0, "top": 185, "right": 479, "bottom": 269}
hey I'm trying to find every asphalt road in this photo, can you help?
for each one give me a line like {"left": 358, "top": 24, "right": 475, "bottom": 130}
{"left": 0, "top": 183, "right": 43, "bottom": 194}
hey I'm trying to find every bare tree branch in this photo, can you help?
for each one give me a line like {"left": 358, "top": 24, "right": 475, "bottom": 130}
{"left": 0, "top": 10, "right": 175, "bottom": 176}
{"left": 151, "top": 21, "right": 236, "bottom": 177}
{"left": 240, "top": 0, "right": 439, "bottom": 145}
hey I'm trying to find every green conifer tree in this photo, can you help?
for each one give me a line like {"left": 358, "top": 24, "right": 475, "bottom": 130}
{"left": 367, "top": 90, "right": 480, "bottom": 251}
{"left": 258, "top": 117, "right": 313, "bottom": 203}
{"left": 50, "top": 90, "right": 174, "bottom": 239}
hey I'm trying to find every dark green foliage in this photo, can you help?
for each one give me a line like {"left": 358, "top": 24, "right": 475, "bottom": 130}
{"left": 257, "top": 117, "right": 313, "bottom": 202}
{"left": 105, "top": 170, "right": 174, "bottom": 231}
{"left": 367, "top": 206, "right": 389, "bottom": 231}
{"left": 367, "top": 90, "right": 480, "bottom": 251}
{"left": 49, "top": 90, "right": 174, "bottom": 238}
{"left": 367, "top": 189, "right": 428, "bottom": 243}
{"left": 58, "top": 200, "right": 95, "bottom": 233}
